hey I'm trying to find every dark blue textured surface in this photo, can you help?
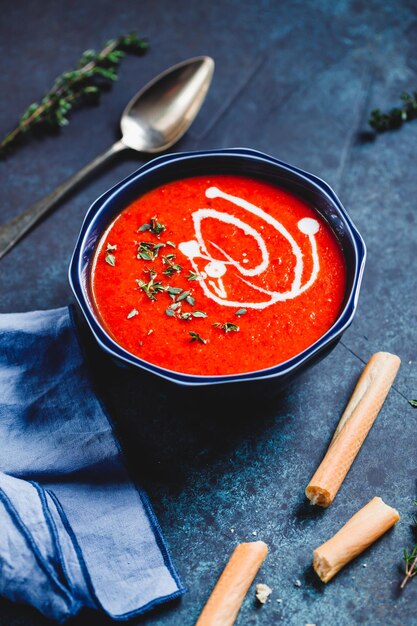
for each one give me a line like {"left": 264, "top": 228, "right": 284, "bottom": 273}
{"left": 1, "top": 1, "right": 417, "bottom": 625}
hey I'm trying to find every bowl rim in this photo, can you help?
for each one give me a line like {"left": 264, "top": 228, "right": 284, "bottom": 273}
{"left": 69, "top": 147, "right": 366, "bottom": 386}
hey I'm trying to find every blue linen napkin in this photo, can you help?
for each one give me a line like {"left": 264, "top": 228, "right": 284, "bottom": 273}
{"left": 0, "top": 306, "right": 185, "bottom": 622}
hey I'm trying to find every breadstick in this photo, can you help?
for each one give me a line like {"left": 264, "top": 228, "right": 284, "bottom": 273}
{"left": 195, "top": 541, "right": 268, "bottom": 626}
{"left": 306, "top": 352, "right": 400, "bottom": 507}
{"left": 313, "top": 496, "right": 400, "bottom": 582}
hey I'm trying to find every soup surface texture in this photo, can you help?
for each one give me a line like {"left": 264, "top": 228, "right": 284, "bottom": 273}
{"left": 91, "top": 175, "right": 346, "bottom": 376}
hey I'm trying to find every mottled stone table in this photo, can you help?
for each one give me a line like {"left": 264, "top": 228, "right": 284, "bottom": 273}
{"left": 1, "top": 1, "right": 417, "bottom": 624}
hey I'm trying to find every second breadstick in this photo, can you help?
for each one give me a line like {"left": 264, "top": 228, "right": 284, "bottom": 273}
{"left": 195, "top": 541, "right": 268, "bottom": 626}
{"left": 306, "top": 351, "right": 400, "bottom": 507}
{"left": 313, "top": 496, "right": 400, "bottom": 582}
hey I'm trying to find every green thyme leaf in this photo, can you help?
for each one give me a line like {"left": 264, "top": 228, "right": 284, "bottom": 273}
{"left": 138, "top": 216, "right": 166, "bottom": 235}
{"left": 186, "top": 295, "right": 195, "bottom": 306}
{"left": 235, "top": 308, "right": 247, "bottom": 316}
{"left": 136, "top": 275, "right": 165, "bottom": 301}
{"left": 127, "top": 308, "right": 139, "bottom": 319}
{"left": 177, "top": 290, "right": 191, "bottom": 302}
{"left": 162, "top": 254, "right": 182, "bottom": 276}
{"left": 187, "top": 271, "right": 200, "bottom": 281}
{"left": 213, "top": 322, "right": 240, "bottom": 333}
{"left": 165, "top": 308, "right": 176, "bottom": 317}
{"left": 409, "top": 400, "right": 417, "bottom": 408}
{"left": 137, "top": 241, "right": 165, "bottom": 261}
{"left": 167, "top": 241, "right": 176, "bottom": 248}
{"left": 106, "top": 243, "right": 117, "bottom": 251}
{"left": 105, "top": 253, "right": 116, "bottom": 266}
{"left": 150, "top": 216, "right": 165, "bottom": 235}
{"left": 189, "top": 331, "right": 206, "bottom": 344}
{"left": 192, "top": 311, "right": 207, "bottom": 318}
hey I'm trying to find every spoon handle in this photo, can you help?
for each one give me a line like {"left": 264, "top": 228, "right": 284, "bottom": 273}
{"left": 0, "top": 139, "right": 127, "bottom": 260}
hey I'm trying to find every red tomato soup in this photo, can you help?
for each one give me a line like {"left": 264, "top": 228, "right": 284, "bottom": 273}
{"left": 91, "top": 175, "right": 346, "bottom": 376}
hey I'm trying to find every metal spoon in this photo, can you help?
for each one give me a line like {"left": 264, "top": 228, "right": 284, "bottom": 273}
{"left": 0, "top": 56, "right": 214, "bottom": 260}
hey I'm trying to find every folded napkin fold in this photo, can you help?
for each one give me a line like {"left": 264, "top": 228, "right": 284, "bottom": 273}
{"left": 0, "top": 307, "right": 185, "bottom": 622}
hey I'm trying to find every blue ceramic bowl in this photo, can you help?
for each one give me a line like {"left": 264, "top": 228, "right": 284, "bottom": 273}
{"left": 69, "top": 148, "right": 366, "bottom": 394}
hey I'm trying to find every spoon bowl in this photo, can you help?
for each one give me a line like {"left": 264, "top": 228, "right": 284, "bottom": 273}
{"left": 0, "top": 56, "right": 215, "bottom": 259}
{"left": 121, "top": 56, "right": 214, "bottom": 152}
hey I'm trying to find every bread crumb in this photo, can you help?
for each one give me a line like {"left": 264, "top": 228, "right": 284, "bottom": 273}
{"left": 294, "top": 579, "right": 302, "bottom": 588}
{"left": 255, "top": 583, "right": 272, "bottom": 604}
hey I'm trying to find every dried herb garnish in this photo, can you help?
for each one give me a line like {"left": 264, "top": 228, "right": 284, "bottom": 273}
{"left": 369, "top": 91, "right": 417, "bottom": 132}
{"left": 162, "top": 254, "right": 182, "bottom": 276}
{"left": 189, "top": 331, "right": 206, "bottom": 344}
{"left": 138, "top": 216, "right": 166, "bottom": 236}
{"left": 172, "top": 309, "right": 207, "bottom": 320}
{"left": 136, "top": 271, "right": 165, "bottom": 301}
{"left": 213, "top": 322, "right": 240, "bottom": 333}
{"left": 127, "top": 309, "right": 139, "bottom": 319}
{"left": 187, "top": 271, "right": 200, "bottom": 281}
{"left": 408, "top": 400, "right": 417, "bottom": 408}
{"left": 166, "top": 296, "right": 207, "bottom": 319}
{"left": 167, "top": 287, "right": 182, "bottom": 298}
{"left": 137, "top": 241, "right": 165, "bottom": 261}
{"left": 105, "top": 243, "right": 117, "bottom": 266}
{"left": 176, "top": 290, "right": 191, "bottom": 302}
{"left": 179, "top": 312, "right": 193, "bottom": 320}
{"left": 0, "top": 33, "right": 148, "bottom": 156}
{"left": 401, "top": 501, "right": 417, "bottom": 589}
{"left": 235, "top": 308, "right": 247, "bottom": 316}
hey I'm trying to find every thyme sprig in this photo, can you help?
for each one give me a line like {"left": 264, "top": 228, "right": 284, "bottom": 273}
{"left": 0, "top": 33, "right": 148, "bottom": 155}
{"left": 162, "top": 253, "right": 182, "bottom": 276}
{"left": 213, "top": 322, "right": 240, "bottom": 333}
{"left": 188, "top": 271, "right": 201, "bottom": 281}
{"left": 105, "top": 243, "right": 117, "bottom": 266}
{"left": 369, "top": 91, "right": 417, "bottom": 132}
{"left": 136, "top": 270, "right": 165, "bottom": 301}
{"left": 401, "top": 501, "right": 417, "bottom": 589}
{"left": 189, "top": 331, "right": 206, "bottom": 344}
{"left": 137, "top": 241, "right": 165, "bottom": 261}
{"left": 138, "top": 216, "right": 166, "bottom": 236}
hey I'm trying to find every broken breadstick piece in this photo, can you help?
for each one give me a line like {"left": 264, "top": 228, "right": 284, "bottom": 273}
{"left": 255, "top": 583, "right": 272, "bottom": 604}
{"left": 313, "top": 496, "right": 400, "bottom": 582}
{"left": 306, "top": 352, "right": 400, "bottom": 507}
{"left": 195, "top": 541, "right": 268, "bottom": 626}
